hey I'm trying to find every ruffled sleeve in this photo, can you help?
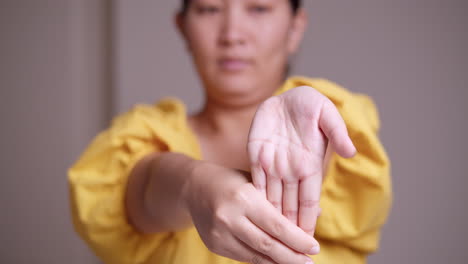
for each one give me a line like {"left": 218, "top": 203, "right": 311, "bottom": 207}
{"left": 68, "top": 98, "right": 200, "bottom": 264}
{"left": 277, "top": 77, "right": 392, "bottom": 254}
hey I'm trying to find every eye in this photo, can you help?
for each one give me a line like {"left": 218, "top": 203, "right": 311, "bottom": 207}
{"left": 196, "top": 5, "right": 221, "bottom": 15}
{"left": 248, "top": 5, "right": 271, "bottom": 14}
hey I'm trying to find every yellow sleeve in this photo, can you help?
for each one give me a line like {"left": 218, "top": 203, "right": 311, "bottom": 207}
{"left": 68, "top": 99, "right": 197, "bottom": 264}
{"left": 317, "top": 94, "right": 392, "bottom": 254}
{"left": 278, "top": 77, "right": 392, "bottom": 255}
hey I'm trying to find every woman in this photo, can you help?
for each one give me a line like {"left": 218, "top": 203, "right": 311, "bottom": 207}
{"left": 68, "top": 1, "right": 391, "bottom": 264}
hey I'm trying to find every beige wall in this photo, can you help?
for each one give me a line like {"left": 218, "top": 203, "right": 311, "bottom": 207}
{"left": 0, "top": 0, "right": 107, "bottom": 263}
{"left": 1, "top": 0, "right": 467, "bottom": 263}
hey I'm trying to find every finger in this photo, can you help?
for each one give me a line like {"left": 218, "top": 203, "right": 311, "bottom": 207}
{"left": 251, "top": 164, "right": 267, "bottom": 197}
{"left": 216, "top": 235, "right": 277, "bottom": 264}
{"left": 248, "top": 140, "right": 266, "bottom": 197}
{"left": 319, "top": 100, "right": 356, "bottom": 158}
{"left": 235, "top": 217, "right": 314, "bottom": 264}
{"left": 298, "top": 176, "right": 322, "bottom": 237}
{"left": 261, "top": 143, "right": 282, "bottom": 212}
{"left": 237, "top": 239, "right": 281, "bottom": 264}
{"left": 246, "top": 197, "right": 320, "bottom": 255}
{"left": 322, "top": 144, "right": 334, "bottom": 176}
{"left": 267, "top": 175, "right": 283, "bottom": 213}
{"left": 282, "top": 181, "right": 299, "bottom": 225}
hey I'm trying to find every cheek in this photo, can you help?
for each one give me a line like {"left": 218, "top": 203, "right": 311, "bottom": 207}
{"left": 255, "top": 20, "right": 291, "bottom": 58}
{"left": 186, "top": 23, "right": 218, "bottom": 61}
{"left": 256, "top": 26, "right": 291, "bottom": 66}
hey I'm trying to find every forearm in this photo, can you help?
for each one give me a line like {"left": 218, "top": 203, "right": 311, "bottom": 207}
{"left": 125, "top": 151, "right": 198, "bottom": 233}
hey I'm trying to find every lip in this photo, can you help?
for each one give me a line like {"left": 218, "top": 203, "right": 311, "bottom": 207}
{"left": 218, "top": 57, "right": 252, "bottom": 72}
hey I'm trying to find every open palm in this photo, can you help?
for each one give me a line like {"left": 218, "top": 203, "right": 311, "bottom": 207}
{"left": 247, "top": 86, "right": 356, "bottom": 236}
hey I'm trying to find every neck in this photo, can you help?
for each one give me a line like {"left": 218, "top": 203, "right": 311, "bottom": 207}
{"left": 192, "top": 97, "right": 259, "bottom": 137}
{"left": 189, "top": 78, "right": 284, "bottom": 140}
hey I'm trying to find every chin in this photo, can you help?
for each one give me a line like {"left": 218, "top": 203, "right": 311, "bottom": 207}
{"left": 213, "top": 74, "right": 257, "bottom": 96}
{"left": 202, "top": 75, "right": 264, "bottom": 106}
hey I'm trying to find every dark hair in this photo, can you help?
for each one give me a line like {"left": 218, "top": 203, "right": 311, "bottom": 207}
{"left": 181, "top": 0, "right": 302, "bottom": 15}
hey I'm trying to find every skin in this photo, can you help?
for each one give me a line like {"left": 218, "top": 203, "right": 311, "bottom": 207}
{"left": 181, "top": 0, "right": 307, "bottom": 171}
{"left": 248, "top": 87, "right": 356, "bottom": 235}
{"left": 125, "top": 0, "right": 355, "bottom": 263}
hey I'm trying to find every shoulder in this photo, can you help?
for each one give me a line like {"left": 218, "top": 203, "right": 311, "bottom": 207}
{"left": 104, "top": 98, "right": 189, "bottom": 141}
{"left": 112, "top": 98, "right": 187, "bottom": 129}
{"left": 107, "top": 98, "right": 200, "bottom": 157}
{"left": 67, "top": 98, "right": 190, "bottom": 264}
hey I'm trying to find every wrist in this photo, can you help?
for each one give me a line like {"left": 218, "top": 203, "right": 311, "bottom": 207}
{"left": 180, "top": 158, "right": 207, "bottom": 210}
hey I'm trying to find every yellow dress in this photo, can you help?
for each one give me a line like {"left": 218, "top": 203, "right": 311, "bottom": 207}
{"left": 68, "top": 76, "right": 392, "bottom": 264}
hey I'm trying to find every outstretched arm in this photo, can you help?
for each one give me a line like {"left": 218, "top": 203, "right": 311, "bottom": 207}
{"left": 126, "top": 152, "right": 322, "bottom": 264}
{"left": 125, "top": 152, "right": 195, "bottom": 233}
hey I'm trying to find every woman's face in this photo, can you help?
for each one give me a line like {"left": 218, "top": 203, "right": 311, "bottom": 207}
{"left": 178, "top": 0, "right": 306, "bottom": 106}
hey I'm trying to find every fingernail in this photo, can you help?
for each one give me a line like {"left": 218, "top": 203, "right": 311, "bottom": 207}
{"left": 305, "top": 260, "right": 314, "bottom": 264}
{"left": 309, "top": 244, "right": 320, "bottom": 254}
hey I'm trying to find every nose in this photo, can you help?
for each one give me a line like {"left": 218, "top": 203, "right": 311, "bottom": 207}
{"left": 219, "top": 9, "right": 246, "bottom": 47}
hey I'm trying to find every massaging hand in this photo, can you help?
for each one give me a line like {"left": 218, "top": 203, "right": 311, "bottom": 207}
{"left": 184, "top": 162, "right": 320, "bottom": 264}
{"left": 247, "top": 86, "right": 356, "bottom": 236}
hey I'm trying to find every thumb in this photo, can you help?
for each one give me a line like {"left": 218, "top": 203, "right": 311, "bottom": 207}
{"left": 319, "top": 101, "right": 356, "bottom": 158}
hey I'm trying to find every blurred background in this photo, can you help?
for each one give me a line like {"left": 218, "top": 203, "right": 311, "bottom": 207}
{"left": 0, "top": 0, "right": 467, "bottom": 263}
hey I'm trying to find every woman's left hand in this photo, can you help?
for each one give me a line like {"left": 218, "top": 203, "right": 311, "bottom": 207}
{"left": 247, "top": 86, "right": 356, "bottom": 236}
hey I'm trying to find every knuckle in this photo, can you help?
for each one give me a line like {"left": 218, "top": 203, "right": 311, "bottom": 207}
{"left": 283, "top": 210, "right": 298, "bottom": 221}
{"left": 270, "top": 220, "right": 285, "bottom": 237}
{"left": 232, "top": 187, "right": 249, "bottom": 204}
{"left": 208, "top": 229, "right": 222, "bottom": 245}
{"left": 270, "top": 201, "right": 281, "bottom": 209}
{"left": 303, "top": 227, "right": 316, "bottom": 235}
{"left": 257, "top": 237, "right": 274, "bottom": 253}
{"left": 227, "top": 185, "right": 257, "bottom": 211}
{"left": 213, "top": 208, "right": 230, "bottom": 228}
{"left": 299, "top": 199, "right": 320, "bottom": 209}
{"left": 253, "top": 182, "right": 266, "bottom": 190}
{"left": 250, "top": 253, "right": 265, "bottom": 264}
{"left": 283, "top": 181, "right": 297, "bottom": 189}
